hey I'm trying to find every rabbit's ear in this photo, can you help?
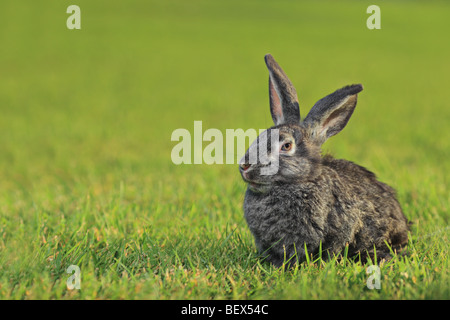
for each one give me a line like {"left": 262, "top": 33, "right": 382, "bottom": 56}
{"left": 303, "top": 84, "right": 363, "bottom": 145}
{"left": 265, "top": 54, "right": 300, "bottom": 126}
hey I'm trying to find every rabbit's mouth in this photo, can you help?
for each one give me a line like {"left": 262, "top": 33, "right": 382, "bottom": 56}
{"left": 239, "top": 167, "right": 271, "bottom": 191}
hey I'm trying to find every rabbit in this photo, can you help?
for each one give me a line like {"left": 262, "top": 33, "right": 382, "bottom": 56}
{"left": 239, "top": 54, "right": 410, "bottom": 267}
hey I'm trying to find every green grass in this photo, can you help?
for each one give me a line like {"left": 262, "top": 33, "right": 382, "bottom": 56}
{"left": 0, "top": 0, "right": 448, "bottom": 299}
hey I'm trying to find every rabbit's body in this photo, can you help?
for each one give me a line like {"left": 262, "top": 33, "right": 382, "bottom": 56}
{"left": 244, "top": 154, "right": 409, "bottom": 266}
{"left": 239, "top": 55, "right": 409, "bottom": 266}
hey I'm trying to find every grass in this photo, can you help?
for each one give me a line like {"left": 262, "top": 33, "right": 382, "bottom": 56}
{"left": 0, "top": 0, "right": 448, "bottom": 299}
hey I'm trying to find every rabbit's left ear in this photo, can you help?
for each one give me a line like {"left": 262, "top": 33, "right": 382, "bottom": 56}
{"left": 265, "top": 54, "right": 300, "bottom": 125}
{"left": 303, "top": 84, "right": 363, "bottom": 145}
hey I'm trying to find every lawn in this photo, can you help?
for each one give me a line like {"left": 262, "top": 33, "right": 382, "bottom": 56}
{"left": 0, "top": 0, "right": 448, "bottom": 299}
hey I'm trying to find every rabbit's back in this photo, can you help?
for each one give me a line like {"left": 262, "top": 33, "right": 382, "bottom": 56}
{"left": 322, "top": 156, "right": 409, "bottom": 255}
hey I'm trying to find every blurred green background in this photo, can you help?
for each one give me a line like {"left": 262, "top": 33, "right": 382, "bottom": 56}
{"left": 0, "top": 0, "right": 448, "bottom": 299}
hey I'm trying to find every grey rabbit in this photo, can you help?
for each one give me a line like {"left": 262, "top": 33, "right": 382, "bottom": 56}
{"left": 239, "top": 54, "right": 410, "bottom": 267}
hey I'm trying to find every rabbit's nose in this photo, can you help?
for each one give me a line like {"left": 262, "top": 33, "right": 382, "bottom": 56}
{"left": 239, "top": 163, "right": 251, "bottom": 171}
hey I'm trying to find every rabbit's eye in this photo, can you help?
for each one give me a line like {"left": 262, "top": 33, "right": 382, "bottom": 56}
{"left": 281, "top": 142, "right": 293, "bottom": 152}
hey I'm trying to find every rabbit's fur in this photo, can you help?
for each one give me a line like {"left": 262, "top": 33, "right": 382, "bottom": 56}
{"left": 239, "top": 54, "right": 410, "bottom": 267}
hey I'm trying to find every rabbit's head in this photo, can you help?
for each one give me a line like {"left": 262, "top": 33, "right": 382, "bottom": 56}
{"left": 239, "top": 54, "right": 363, "bottom": 192}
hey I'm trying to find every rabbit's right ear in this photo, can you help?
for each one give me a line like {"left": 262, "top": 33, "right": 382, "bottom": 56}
{"left": 303, "top": 84, "right": 363, "bottom": 145}
{"left": 265, "top": 54, "right": 300, "bottom": 126}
